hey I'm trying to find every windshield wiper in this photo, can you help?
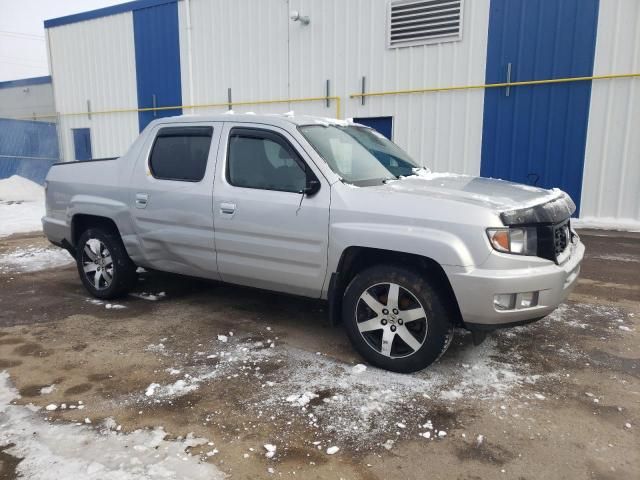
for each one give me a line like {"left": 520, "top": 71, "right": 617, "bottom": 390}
{"left": 382, "top": 176, "right": 400, "bottom": 184}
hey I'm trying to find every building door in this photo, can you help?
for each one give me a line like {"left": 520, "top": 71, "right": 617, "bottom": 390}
{"left": 480, "top": 0, "right": 600, "bottom": 214}
{"left": 354, "top": 116, "right": 393, "bottom": 140}
{"left": 72, "top": 128, "right": 92, "bottom": 161}
{"left": 133, "top": 1, "right": 182, "bottom": 131}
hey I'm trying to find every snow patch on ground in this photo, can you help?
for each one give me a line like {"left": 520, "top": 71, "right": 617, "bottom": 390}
{"left": 0, "top": 371, "right": 224, "bottom": 480}
{"left": 131, "top": 292, "right": 166, "bottom": 301}
{"left": 590, "top": 253, "right": 640, "bottom": 263}
{"left": 0, "top": 246, "right": 73, "bottom": 273}
{"left": 573, "top": 217, "right": 640, "bottom": 233}
{"left": 139, "top": 332, "right": 536, "bottom": 445}
{"left": 0, "top": 175, "right": 46, "bottom": 237}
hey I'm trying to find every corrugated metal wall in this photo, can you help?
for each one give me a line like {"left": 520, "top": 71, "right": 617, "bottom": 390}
{"left": 134, "top": 1, "right": 182, "bottom": 131}
{"left": 0, "top": 119, "right": 59, "bottom": 184}
{"left": 47, "top": 12, "right": 139, "bottom": 161}
{"left": 581, "top": 0, "right": 640, "bottom": 227}
{"left": 480, "top": 0, "right": 600, "bottom": 215}
{"left": 287, "top": 0, "right": 490, "bottom": 174}
{"left": 0, "top": 82, "right": 55, "bottom": 120}
{"left": 176, "top": 0, "right": 490, "bottom": 174}
{"left": 178, "top": 0, "right": 290, "bottom": 115}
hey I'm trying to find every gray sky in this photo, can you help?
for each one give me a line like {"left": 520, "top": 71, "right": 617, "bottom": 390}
{"left": 0, "top": 0, "right": 130, "bottom": 82}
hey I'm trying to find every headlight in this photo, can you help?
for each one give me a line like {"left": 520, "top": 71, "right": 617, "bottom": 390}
{"left": 486, "top": 227, "right": 537, "bottom": 255}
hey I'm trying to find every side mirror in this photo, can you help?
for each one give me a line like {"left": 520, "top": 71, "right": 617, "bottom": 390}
{"left": 302, "top": 178, "right": 321, "bottom": 196}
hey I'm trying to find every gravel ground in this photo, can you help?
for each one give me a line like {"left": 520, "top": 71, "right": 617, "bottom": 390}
{"left": 0, "top": 229, "right": 638, "bottom": 479}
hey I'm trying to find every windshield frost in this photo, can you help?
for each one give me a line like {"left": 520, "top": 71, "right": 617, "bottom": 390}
{"left": 300, "top": 125, "right": 420, "bottom": 186}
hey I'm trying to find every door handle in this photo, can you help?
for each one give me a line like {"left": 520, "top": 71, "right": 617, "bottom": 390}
{"left": 220, "top": 202, "right": 236, "bottom": 215}
{"left": 135, "top": 193, "right": 149, "bottom": 209}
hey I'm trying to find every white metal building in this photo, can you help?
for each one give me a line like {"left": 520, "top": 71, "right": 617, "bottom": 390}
{"left": 41, "top": 0, "right": 640, "bottom": 227}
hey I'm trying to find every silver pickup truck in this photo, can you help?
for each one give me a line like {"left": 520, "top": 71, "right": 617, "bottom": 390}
{"left": 43, "top": 113, "right": 584, "bottom": 372}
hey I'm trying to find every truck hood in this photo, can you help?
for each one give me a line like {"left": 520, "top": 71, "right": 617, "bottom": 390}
{"left": 378, "top": 173, "right": 575, "bottom": 225}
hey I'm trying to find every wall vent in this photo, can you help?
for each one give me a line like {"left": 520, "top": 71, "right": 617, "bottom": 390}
{"left": 388, "top": 0, "right": 464, "bottom": 48}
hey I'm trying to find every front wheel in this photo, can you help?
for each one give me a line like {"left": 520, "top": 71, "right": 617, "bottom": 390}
{"left": 76, "top": 227, "right": 137, "bottom": 299}
{"left": 342, "top": 265, "right": 454, "bottom": 373}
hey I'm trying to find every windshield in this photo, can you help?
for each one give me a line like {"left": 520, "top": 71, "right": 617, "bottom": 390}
{"left": 299, "top": 124, "right": 421, "bottom": 186}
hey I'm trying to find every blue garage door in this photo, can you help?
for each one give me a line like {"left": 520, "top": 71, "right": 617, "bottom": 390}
{"left": 133, "top": 0, "right": 182, "bottom": 132}
{"left": 480, "top": 0, "right": 600, "bottom": 214}
{"left": 354, "top": 116, "right": 393, "bottom": 140}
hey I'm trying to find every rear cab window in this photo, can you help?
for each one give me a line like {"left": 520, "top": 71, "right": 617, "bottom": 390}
{"left": 149, "top": 126, "right": 213, "bottom": 182}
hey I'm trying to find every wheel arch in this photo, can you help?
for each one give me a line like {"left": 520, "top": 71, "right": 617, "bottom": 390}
{"left": 71, "top": 214, "right": 121, "bottom": 247}
{"left": 328, "top": 246, "right": 463, "bottom": 328}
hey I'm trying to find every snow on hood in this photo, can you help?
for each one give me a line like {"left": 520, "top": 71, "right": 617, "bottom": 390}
{"left": 386, "top": 170, "right": 565, "bottom": 213}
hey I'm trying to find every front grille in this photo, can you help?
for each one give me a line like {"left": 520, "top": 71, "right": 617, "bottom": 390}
{"left": 553, "top": 222, "right": 570, "bottom": 258}
{"left": 537, "top": 219, "right": 571, "bottom": 264}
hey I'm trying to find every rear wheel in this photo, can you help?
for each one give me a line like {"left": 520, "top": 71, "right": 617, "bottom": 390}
{"left": 76, "top": 227, "right": 137, "bottom": 299}
{"left": 342, "top": 265, "right": 454, "bottom": 373}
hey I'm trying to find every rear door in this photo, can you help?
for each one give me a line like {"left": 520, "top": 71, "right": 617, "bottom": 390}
{"left": 212, "top": 123, "right": 330, "bottom": 298}
{"left": 129, "top": 122, "right": 222, "bottom": 279}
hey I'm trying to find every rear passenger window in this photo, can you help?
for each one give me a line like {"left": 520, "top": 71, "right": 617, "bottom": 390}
{"left": 149, "top": 127, "right": 213, "bottom": 181}
{"left": 227, "top": 129, "right": 307, "bottom": 193}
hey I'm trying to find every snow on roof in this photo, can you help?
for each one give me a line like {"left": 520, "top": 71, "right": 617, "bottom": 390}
{"left": 152, "top": 112, "right": 356, "bottom": 128}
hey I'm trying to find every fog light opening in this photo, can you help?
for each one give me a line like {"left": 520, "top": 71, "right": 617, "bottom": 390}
{"left": 494, "top": 291, "right": 539, "bottom": 311}
{"left": 517, "top": 291, "right": 539, "bottom": 309}
{"left": 494, "top": 293, "right": 516, "bottom": 311}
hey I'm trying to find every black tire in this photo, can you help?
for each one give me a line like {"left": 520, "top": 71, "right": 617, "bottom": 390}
{"left": 75, "top": 227, "right": 137, "bottom": 299}
{"left": 342, "top": 264, "right": 454, "bottom": 373}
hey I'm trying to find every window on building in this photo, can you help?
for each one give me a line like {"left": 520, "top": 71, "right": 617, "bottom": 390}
{"left": 227, "top": 129, "right": 307, "bottom": 193}
{"left": 388, "top": 0, "right": 464, "bottom": 48}
{"left": 149, "top": 126, "right": 213, "bottom": 181}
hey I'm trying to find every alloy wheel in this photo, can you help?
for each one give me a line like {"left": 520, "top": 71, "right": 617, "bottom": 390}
{"left": 81, "top": 238, "right": 114, "bottom": 291}
{"left": 355, "top": 282, "right": 428, "bottom": 358}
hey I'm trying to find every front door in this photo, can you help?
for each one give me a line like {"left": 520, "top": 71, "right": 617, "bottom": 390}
{"left": 480, "top": 0, "right": 600, "bottom": 214}
{"left": 213, "top": 123, "right": 330, "bottom": 298}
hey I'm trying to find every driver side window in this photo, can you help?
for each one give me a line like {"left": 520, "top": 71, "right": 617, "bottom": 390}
{"left": 227, "top": 129, "right": 307, "bottom": 193}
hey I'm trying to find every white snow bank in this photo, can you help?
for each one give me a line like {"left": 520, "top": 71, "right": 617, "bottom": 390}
{"left": 0, "top": 202, "right": 45, "bottom": 237}
{"left": 0, "top": 246, "right": 73, "bottom": 273}
{"left": 0, "top": 371, "right": 224, "bottom": 480}
{"left": 0, "top": 175, "right": 44, "bottom": 202}
{"left": 0, "top": 175, "right": 45, "bottom": 237}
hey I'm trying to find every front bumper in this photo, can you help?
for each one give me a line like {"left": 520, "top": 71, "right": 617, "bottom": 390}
{"left": 446, "top": 238, "right": 584, "bottom": 328}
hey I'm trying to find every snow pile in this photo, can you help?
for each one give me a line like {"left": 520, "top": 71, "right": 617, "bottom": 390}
{"left": 285, "top": 392, "right": 319, "bottom": 407}
{"left": 0, "top": 371, "right": 224, "bottom": 480}
{"left": 0, "top": 175, "right": 44, "bottom": 202}
{"left": 0, "top": 246, "right": 73, "bottom": 273}
{"left": 0, "top": 175, "right": 46, "bottom": 237}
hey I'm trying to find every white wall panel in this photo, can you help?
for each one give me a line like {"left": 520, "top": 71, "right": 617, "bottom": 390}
{"left": 288, "top": 0, "right": 490, "bottom": 174}
{"left": 47, "top": 13, "right": 139, "bottom": 161}
{"left": 581, "top": 0, "right": 640, "bottom": 226}
{"left": 179, "top": 0, "right": 290, "bottom": 116}
{"left": 179, "top": 0, "right": 489, "bottom": 174}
